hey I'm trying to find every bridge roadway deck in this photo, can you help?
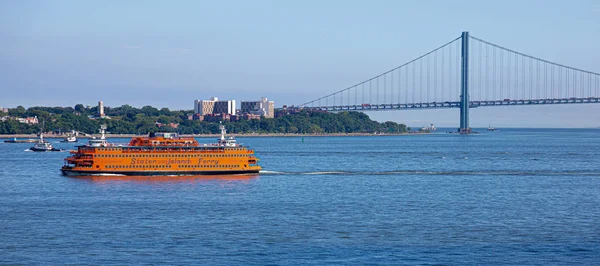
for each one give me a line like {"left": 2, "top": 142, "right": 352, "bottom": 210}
{"left": 296, "top": 97, "right": 600, "bottom": 112}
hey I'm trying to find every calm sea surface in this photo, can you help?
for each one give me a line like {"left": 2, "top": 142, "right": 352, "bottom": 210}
{"left": 1, "top": 128, "right": 599, "bottom": 265}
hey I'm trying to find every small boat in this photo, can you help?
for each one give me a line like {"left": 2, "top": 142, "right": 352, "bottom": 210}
{"left": 30, "top": 133, "right": 63, "bottom": 152}
{"left": 487, "top": 126, "right": 499, "bottom": 131}
{"left": 61, "top": 134, "right": 77, "bottom": 143}
{"left": 420, "top": 124, "right": 437, "bottom": 132}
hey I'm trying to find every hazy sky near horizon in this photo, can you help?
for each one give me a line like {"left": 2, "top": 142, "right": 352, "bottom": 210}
{"left": 1, "top": 0, "right": 599, "bottom": 127}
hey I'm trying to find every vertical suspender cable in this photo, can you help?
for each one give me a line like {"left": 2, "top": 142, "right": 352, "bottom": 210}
{"left": 529, "top": 57, "right": 533, "bottom": 100}
{"left": 391, "top": 69, "right": 394, "bottom": 105}
{"left": 493, "top": 47, "right": 496, "bottom": 100}
{"left": 544, "top": 62, "right": 547, "bottom": 99}
{"left": 420, "top": 59, "right": 423, "bottom": 103}
{"left": 500, "top": 49, "right": 504, "bottom": 100}
{"left": 559, "top": 68, "right": 562, "bottom": 99}
{"left": 448, "top": 42, "right": 452, "bottom": 103}
{"left": 507, "top": 49, "right": 511, "bottom": 100}
{"left": 412, "top": 62, "right": 417, "bottom": 103}
{"left": 486, "top": 44, "right": 489, "bottom": 101}
{"left": 406, "top": 65, "right": 409, "bottom": 104}
{"left": 383, "top": 74, "right": 386, "bottom": 105}
{"left": 442, "top": 44, "right": 445, "bottom": 103}
{"left": 537, "top": 61, "right": 540, "bottom": 99}
{"left": 580, "top": 72, "right": 583, "bottom": 98}
{"left": 377, "top": 78, "right": 380, "bottom": 105}
{"left": 576, "top": 71, "right": 579, "bottom": 98}
{"left": 457, "top": 40, "right": 460, "bottom": 102}
{"left": 564, "top": 68, "right": 567, "bottom": 98}
{"left": 433, "top": 51, "right": 437, "bottom": 103}
{"left": 551, "top": 65, "right": 554, "bottom": 99}
{"left": 512, "top": 53, "right": 516, "bottom": 100}
{"left": 398, "top": 66, "right": 401, "bottom": 104}
{"left": 522, "top": 55, "right": 525, "bottom": 99}
{"left": 588, "top": 73, "right": 591, "bottom": 98}
{"left": 362, "top": 83, "right": 365, "bottom": 106}
{"left": 479, "top": 41, "right": 482, "bottom": 101}
{"left": 427, "top": 55, "right": 430, "bottom": 103}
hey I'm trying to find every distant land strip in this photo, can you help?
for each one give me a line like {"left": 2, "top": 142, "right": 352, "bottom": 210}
{"left": 0, "top": 105, "right": 412, "bottom": 135}
{"left": 0, "top": 132, "right": 429, "bottom": 139}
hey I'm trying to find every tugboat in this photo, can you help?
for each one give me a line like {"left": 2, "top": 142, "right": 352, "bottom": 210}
{"left": 30, "top": 132, "right": 62, "bottom": 152}
{"left": 61, "top": 124, "right": 261, "bottom": 176}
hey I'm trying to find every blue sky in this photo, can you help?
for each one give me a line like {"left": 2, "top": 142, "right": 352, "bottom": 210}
{"left": 1, "top": 0, "right": 599, "bottom": 127}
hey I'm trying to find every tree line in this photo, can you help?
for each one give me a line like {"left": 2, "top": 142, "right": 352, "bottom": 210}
{"left": 0, "top": 105, "right": 408, "bottom": 135}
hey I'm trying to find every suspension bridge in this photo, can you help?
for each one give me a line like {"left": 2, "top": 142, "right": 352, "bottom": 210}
{"left": 297, "top": 32, "right": 600, "bottom": 134}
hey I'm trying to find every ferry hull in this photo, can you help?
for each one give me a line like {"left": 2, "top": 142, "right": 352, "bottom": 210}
{"left": 61, "top": 168, "right": 260, "bottom": 176}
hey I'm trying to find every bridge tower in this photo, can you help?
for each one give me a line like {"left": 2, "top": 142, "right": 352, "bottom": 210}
{"left": 459, "top": 31, "right": 471, "bottom": 134}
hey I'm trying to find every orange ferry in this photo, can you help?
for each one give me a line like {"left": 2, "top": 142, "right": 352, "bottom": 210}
{"left": 61, "top": 125, "right": 261, "bottom": 176}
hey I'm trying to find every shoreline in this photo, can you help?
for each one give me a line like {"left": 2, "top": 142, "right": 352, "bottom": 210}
{"left": 1, "top": 132, "right": 429, "bottom": 139}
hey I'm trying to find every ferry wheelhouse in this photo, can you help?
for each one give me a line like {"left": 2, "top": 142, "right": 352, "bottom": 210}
{"left": 61, "top": 125, "right": 261, "bottom": 176}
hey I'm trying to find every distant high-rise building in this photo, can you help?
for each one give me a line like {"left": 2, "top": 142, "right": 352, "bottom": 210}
{"left": 98, "top": 101, "right": 105, "bottom": 117}
{"left": 241, "top": 97, "right": 275, "bottom": 118}
{"left": 194, "top": 97, "right": 236, "bottom": 116}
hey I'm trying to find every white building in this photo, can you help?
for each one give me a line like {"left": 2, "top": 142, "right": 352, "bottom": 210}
{"left": 16, "top": 116, "right": 39, "bottom": 124}
{"left": 240, "top": 97, "right": 275, "bottom": 118}
{"left": 194, "top": 97, "right": 236, "bottom": 116}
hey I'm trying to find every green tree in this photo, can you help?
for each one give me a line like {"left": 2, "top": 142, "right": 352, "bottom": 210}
{"left": 9, "top": 106, "right": 26, "bottom": 117}
{"left": 309, "top": 124, "right": 323, "bottom": 133}
{"left": 74, "top": 104, "right": 86, "bottom": 114}
{"left": 157, "top": 115, "right": 171, "bottom": 124}
{"left": 141, "top": 106, "right": 159, "bottom": 117}
{"left": 159, "top": 107, "right": 171, "bottom": 116}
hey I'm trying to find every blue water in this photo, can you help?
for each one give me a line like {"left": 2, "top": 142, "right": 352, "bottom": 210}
{"left": 1, "top": 128, "right": 599, "bottom": 264}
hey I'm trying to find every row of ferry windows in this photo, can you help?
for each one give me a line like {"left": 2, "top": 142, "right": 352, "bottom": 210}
{"left": 96, "top": 154, "right": 249, "bottom": 158}
{"left": 105, "top": 165, "right": 239, "bottom": 169}
{"left": 98, "top": 148, "right": 247, "bottom": 152}
{"left": 106, "top": 165, "right": 170, "bottom": 169}
{"left": 182, "top": 165, "right": 238, "bottom": 168}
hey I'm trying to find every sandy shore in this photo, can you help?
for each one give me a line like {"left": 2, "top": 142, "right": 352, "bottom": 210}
{"left": 1, "top": 132, "right": 428, "bottom": 139}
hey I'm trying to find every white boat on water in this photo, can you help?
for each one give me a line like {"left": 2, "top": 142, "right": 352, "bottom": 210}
{"left": 420, "top": 124, "right": 437, "bottom": 131}
{"left": 61, "top": 131, "right": 78, "bottom": 143}
{"left": 30, "top": 133, "right": 62, "bottom": 152}
{"left": 487, "top": 126, "right": 499, "bottom": 131}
